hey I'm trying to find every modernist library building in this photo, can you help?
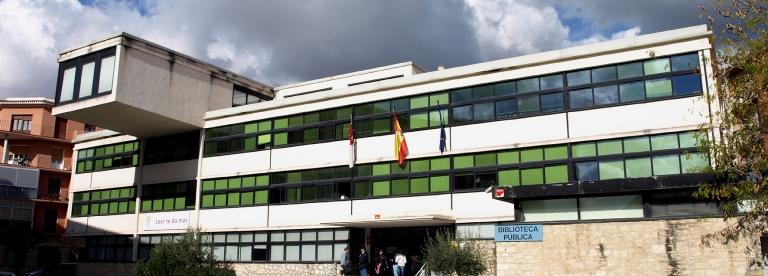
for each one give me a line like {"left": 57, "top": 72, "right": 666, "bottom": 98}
{"left": 54, "top": 25, "right": 763, "bottom": 275}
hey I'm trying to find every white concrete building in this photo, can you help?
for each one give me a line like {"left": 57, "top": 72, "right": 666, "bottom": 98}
{"left": 52, "top": 25, "right": 763, "bottom": 275}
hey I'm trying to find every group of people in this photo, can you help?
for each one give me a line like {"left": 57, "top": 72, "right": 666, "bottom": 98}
{"left": 339, "top": 247, "right": 422, "bottom": 276}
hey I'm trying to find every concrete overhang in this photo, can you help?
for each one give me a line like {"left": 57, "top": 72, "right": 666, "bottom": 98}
{"left": 321, "top": 215, "right": 455, "bottom": 228}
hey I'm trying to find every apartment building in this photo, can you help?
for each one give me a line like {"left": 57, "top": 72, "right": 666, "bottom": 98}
{"left": 53, "top": 26, "right": 764, "bottom": 275}
{"left": 0, "top": 97, "right": 90, "bottom": 274}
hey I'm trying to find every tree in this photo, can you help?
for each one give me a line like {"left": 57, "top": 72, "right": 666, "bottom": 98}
{"left": 422, "top": 229, "right": 490, "bottom": 276}
{"left": 694, "top": 0, "right": 768, "bottom": 241}
{"left": 136, "top": 229, "right": 235, "bottom": 276}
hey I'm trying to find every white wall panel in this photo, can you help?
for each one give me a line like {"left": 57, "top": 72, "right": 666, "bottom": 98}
{"left": 568, "top": 97, "right": 709, "bottom": 140}
{"left": 138, "top": 210, "right": 197, "bottom": 233}
{"left": 85, "top": 214, "right": 136, "bottom": 234}
{"left": 452, "top": 192, "right": 515, "bottom": 223}
{"left": 451, "top": 114, "right": 568, "bottom": 152}
{"left": 268, "top": 201, "right": 351, "bottom": 228}
{"left": 197, "top": 206, "right": 268, "bottom": 231}
{"left": 142, "top": 159, "right": 198, "bottom": 184}
{"left": 271, "top": 141, "right": 348, "bottom": 171}
{"left": 71, "top": 172, "right": 92, "bottom": 192}
{"left": 90, "top": 167, "right": 136, "bottom": 189}
{"left": 67, "top": 217, "right": 89, "bottom": 234}
{"left": 201, "top": 151, "right": 270, "bottom": 178}
{"left": 352, "top": 195, "right": 452, "bottom": 218}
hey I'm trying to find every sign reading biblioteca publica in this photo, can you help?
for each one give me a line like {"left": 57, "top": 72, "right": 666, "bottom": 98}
{"left": 495, "top": 224, "right": 543, "bottom": 242}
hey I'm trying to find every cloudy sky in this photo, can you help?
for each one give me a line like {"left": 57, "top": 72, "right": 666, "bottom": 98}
{"left": 0, "top": 0, "right": 706, "bottom": 98}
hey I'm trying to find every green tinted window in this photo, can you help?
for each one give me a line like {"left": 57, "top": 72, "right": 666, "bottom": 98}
{"left": 244, "top": 137, "right": 257, "bottom": 151}
{"left": 202, "top": 180, "right": 215, "bottom": 191}
{"left": 391, "top": 163, "right": 409, "bottom": 174}
{"left": 109, "top": 202, "right": 118, "bottom": 214}
{"left": 410, "top": 178, "right": 428, "bottom": 194}
{"left": 372, "top": 164, "right": 390, "bottom": 176}
{"left": 227, "top": 192, "right": 240, "bottom": 206}
{"left": 254, "top": 190, "right": 268, "bottom": 204}
{"left": 372, "top": 118, "right": 390, "bottom": 134}
{"left": 304, "top": 112, "right": 319, "bottom": 124}
{"left": 572, "top": 143, "right": 596, "bottom": 158}
{"left": 645, "top": 78, "right": 672, "bottom": 98}
{"left": 411, "top": 160, "right": 429, "bottom": 172}
{"left": 214, "top": 194, "right": 226, "bottom": 207}
{"left": 544, "top": 165, "right": 568, "bottom": 184}
{"left": 288, "top": 115, "right": 304, "bottom": 127}
{"left": 228, "top": 178, "right": 242, "bottom": 189}
{"left": 678, "top": 132, "right": 699, "bottom": 148}
{"left": 597, "top": 140, "right": 622, "bottom": 156}
{"left": 618, "top": 62, "right": 643, "bottom": 79}
{"left": 411, "top": 96, "right": 428, "bottom": 109}
{"left": 623, "top": 137, "right": 650, "bottom": 153}
{"left": 499, "top": 170, "right": 520, "bottom": 187}
{"left": 409, "top": 113, "right": 428, "bottom": 129}
{"left": 429, "top": 176, "right": 449, "bottom": 192}
{"left": 391, "top": 179, "right": 409, "bottom": 195}
{"left": 453, "top": 156, "right": 474, "bottom": 169}
{"left": 651, "top": 134, "right": 678, "bottom": 151}
{"left": 241, "top": 192, "right": 254, "bottom": 205}
{"left": 215, "top": 179, "right": 228, "bottom": 190}
{"left": 273, "top": 133, "right": 288, "bottom": 145}
{"left": 625, "top": 157, "right": 652, "bottom": 178}
{"left": 498, "top": 151, "right": 519, "bottom": 164}
{"left": 521, "top": 168, "right": 544, "bottom": 185}
{"left": 430, "top": 158, "right": 450, "bottom": 171}
{"left": 274, "top": 118, "right": 288, "bottom": 129}
{"left": 373, "top": 181, "right": 390, "bottom": 197}
{"left": 256, "top": 175, "right": 270, "bottom": 186}
{"left": 429, "top": 109, "right": 448, "bottom": 127}
{"left": 520, "top": 149, "right": 543, "bottom": 163}
{"left": 544, "top": 146, "right": 567, "bottom": 160}
{"left": 429, "top": 93, "right": 449, "bottom": 106}
{"left": 681, "top": 153, "right": 709, "bottom": 173}
{"left": 258, "top": 134, "right": 271, "bottom": 145}
{"left": 259, "top": 121, "right": 272, "bottom": 131}
{"left": 599, "top": 160, "right": 625, "bottom": 180}
{"left": 475, "top": 153, "right": 496, "bottom": 167}
{"left": 644, "top": 58, "right": 670, "bottom": 75}
{"left": 653, "top": 155, "right": 681, "bottom": 175}
{"left": 245, "top": 123, "right": 258, "bottom": 133}
{"left": 242, "top": 177, "right": 255, "bottom": 187}
{"left": 354, "top": 181, "right": 371, "bottom": 198}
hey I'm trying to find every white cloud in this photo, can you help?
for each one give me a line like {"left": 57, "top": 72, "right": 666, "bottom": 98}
{"left": 571, "top": 26, "right": 642, "bottom": 46}
{"left": 464, "top": 0, "right": 569, "bottom": 60}
{"left": 206, "top": 34, "right": 273, "bottom": 81}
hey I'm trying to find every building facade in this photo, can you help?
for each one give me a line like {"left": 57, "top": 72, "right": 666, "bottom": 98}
{"left": 0, "top": 97, "right": 90, "bottom": 274}
{"left": 54, "top": 26, "right": 764, "bottom": 275}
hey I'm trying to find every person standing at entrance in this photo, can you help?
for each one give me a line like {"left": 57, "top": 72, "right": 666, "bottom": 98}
{"left": 394, "top": 251, "right": 407, "bottom": 276}
{"left": 359, "top": 248, "right": 370, "bottom": 276}
{"left": 374, "top": 249, "right": 390, "bottom": 275}
{"left": 339, "top": 247, "right": 350, "bottom": 275}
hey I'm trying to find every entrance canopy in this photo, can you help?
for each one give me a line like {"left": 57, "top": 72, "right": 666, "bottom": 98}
{"left": 322, "top": 215, "right": 455, "bottom": 228}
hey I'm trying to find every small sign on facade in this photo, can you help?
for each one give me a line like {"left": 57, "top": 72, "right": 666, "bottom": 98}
{"left": 144, "top": 211, "right": 190, "bottom": 231}
{"left": 494, "top": 224, "right": 543, "bottom": 242}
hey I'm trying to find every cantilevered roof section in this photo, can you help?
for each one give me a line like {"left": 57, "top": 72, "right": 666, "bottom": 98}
{"left": 58, "top": 32, "right": 273, "bottom": 98}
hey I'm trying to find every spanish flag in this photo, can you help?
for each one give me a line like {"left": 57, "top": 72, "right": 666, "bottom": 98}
{"left": 393, "top": 111, "right": 408, "bottom": 165}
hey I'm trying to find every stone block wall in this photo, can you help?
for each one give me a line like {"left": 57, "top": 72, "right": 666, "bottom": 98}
{"left": 232, "top": 263, "right": 339, "bottom": 276}
{"left": 496, "top": 218, "right": 763, "bottom": 276}
{"left": 77, "top": 262, "right": 136, "bottom": 276}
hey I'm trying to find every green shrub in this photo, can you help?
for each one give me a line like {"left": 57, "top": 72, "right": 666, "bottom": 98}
{"left": 137, "top": 229, "right": 235, "bottom": 276}
{"left": 422, "top": 229, "right": 489, "bottom": 276}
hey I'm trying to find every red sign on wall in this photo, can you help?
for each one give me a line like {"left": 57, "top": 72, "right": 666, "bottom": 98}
{"left": 495, "top": 188, "right": 505, "bottom": 198}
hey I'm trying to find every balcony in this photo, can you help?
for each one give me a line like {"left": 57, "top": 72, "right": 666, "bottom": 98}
{"left": 36, "top": 193, "right": 68, "bottom": 203}
{"left": 0, "top": 120, "right": 86, "bottom": 142}
{"left": 52, "top": 33, "right": 272, "bottom": 138}
{"left": 1, "top": 154, "right": 69, "bottom": 173}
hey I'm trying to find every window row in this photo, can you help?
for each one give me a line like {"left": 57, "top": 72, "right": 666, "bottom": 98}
{"left": 141, "top": 182, "right": 196, "bottom": 212}
{"left": 84, "top": 236, "right": 134, "bottom": 262}
{"left": 204, "top": 52, "right": 703, "bottom": 157}
{"left": 201, "top": 189, "right": 269, "bottom": 208}
{"left": 574, "top": 153, "right": 709, "bottom": 181}
{"left": 202, "top": 229, "right": 350, "bottom": 262}
{"left": 232, "top": 86, "right": 267, "bottom": 107}
{"left": 57, "top": 47, "right": 116, "bottom": 104}
{"left": 144, "top": 131, "right": 199, "bottom": 165}
{"left": 519, "top": 191, "right": 720, "bottom": 223}
{"left": 76, "top": 141, "right": 140, "bottom": 173}
{"left": 572, "top": 132, "right": 700, "bottom": 158}
{"left": 72, "top": 187, "right": 136, "bottom": 217}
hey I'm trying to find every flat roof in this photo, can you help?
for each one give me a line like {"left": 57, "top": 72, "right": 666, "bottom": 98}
{"left": 275, "top": 61, "right": 425, "bottom": 91}
{"left": 205, "top": 24, "right": 711, "bottom": 121}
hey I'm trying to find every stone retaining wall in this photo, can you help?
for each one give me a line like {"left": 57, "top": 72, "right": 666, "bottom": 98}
{"left": 496, "top": 218, "right": 763, "bottom": 276}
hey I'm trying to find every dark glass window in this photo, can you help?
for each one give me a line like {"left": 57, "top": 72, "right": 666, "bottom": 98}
{"left": 452, "top": 88, "right": 472, "bottom": 103}
{"left": 671, "top": 53, "right": 700, "bottom": 72}
{"left": 672, "top": 74, "right": 702, "bottom": 96}
{"left": 593, "top": 85, "right": 619, "bottom": 105}
{"left": 145, "top": 131, "right": 200, "bottom": 165}
{"left": 494, "top": 81, "right": 515, "bottom": 96}
{"left": 518, "top": 95, "right": 539, "bottom": 114}
{"left": 540, "top": 75, "right": 563, "bottom": 90}
{"left": 495, "top": 99, "right": 517, "bottom": 119}
{"left": 473, "top": 102, "right": 494, "bottom": 121}
{"left": 473, "top": 85, "right": 494, "bottom": 99}
{"left": 517, "top": 78, "right": 539, "bottom": 93}
{"left": 287, "top": 130, "right": 303, "bottom": 144}
{"left": 540, "top": 93, "right": 563, "bottom": 112}
{"left": 619, "top": 81, "right": 645, "bottom": 102}
{"left": 475, "top": 172, "right": 497, "bottom": 189}
{"left": 569, "top": 88, "right": 593, "bottom": 108}
{"left": 454, "top": 173, "right": 475, "bottom": 190}
{"left": 567, "top": 70, "right": 590, "bottom": 86}
{"left": 452, "top": 105, "right": 473, "bottom": 123}
{"left": 591, "top": 66, "right": 617, "bottom": 83}
{"left": 576, "top": 162, "right": 599, "bottom": 181}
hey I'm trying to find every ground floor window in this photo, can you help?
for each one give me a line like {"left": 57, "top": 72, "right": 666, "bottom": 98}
{"left": 85, "top": 236, "right": 133, "bottom": 262}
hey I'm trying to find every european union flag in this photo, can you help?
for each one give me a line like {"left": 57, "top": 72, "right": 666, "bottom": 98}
{"left": 439, "top": 109, "right": 447, "bottom": 154}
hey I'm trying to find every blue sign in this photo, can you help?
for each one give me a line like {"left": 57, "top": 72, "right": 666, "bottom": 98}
{"left": 495, "top": 224, "right": 543, "bottom": 242}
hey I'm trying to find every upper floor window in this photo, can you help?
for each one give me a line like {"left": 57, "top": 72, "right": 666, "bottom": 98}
{"left": 56, "top": 47, "right": 116, "bottom": 104}
{"left": 232, "top": 85, "right": 266, "bottom": 107}
{"left": 11, "top": 115, "right": 31, "bottom": 133}
{"left": 84, "top": 124, "right": 97, "bottom": 132}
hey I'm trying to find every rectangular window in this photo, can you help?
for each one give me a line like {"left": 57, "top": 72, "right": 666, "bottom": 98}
{"left": 572, "top": 143, "right": 596, "bottom": 158}
{"left": 517, "top": 78, "right": 540, "bottom": 93}
{"left": 597, "top": 140, "right": 622, "bottom": 156}
{"left": 672, "top": 74, "right": 702, "bottom": 95}
{"left": 625, "top": 157, "right": 652, "bottom": 178}
{"left": 671, "top": 53, "right": 700, "bottom": 72}
{"left": 681, "top": 153, "right": 709, "bottom": 173}
{"left": 617, "top": 62, "right": 643, "bottom": 79}
{"left": 473, "top": 102, "right": 494, "bottom": 121}
{"left": 498, "top": 170, "right": 520, "bottom": 187}
{"left": 566, "top": 70, "right": 590, "bottom": 86}
{"left": 619, "top": 81, "right": 645, "bottom": 102}
{"left": 623, "top": 136, "right": 650, "bottom": 153}
{"left": 593, "top": 85, "right": 619, "bottom": 105}
{"left": 651, "top": 134, "right": 678, "bottom": 151}
{"left": 452, "top": 105, "right": 473, "bottom": 123}
{"left": 652, "top": 155, "right": 681, "bottom": 175}
{"left": 494, "top": 81, "right": 515, "bottom": 96}
{"left": 539, "top": 74, "right": 563, "bottom": 90}
{"left": 599, "top": 160, "right": 625, "bottom": 180}
{"left": 520, "top": 198, "right": 578, "bottom": 222}
{"left": 518, "top": 95, "right": 539, "bottom": 114}
{"left": 591, "top": 66, "right": 617, "bottom": 83}
{"left": 521, "top": 168, "right": 544, "bottom": 185}
{"left": 452, "top": 88, "right": 472, "bottom": 103}
{"left": 644, "top": 58, "right": 671, "bottom": 75}
{"left": 495, "top": 99, "right": 517, "bottom": 118}
{"left": 575, "top": 161, "right": 598, "bottom": 181}
{"left": 579, "top": 195, "right": 643, "bottom": 220}
{"left": 540, "top": 92, "right": 563, "bottom": 112}
{"left": 544, "top": 165, "right": 568, "bottom": 184}
{"left": 569, "top": 88, "right": 593, "bottom": 108}
{"left": 520, "top": 149, "right": 543, "bottom": 163}
{"left": 79, "top": 62, "right": 95, "bottom": 98}
{"left": 645, "top": 78, "right": 672, "bottom": 98}
{"left": 60, "top": 68, "right": 76, "bottom": 102}
{"left": 430, "top": 176, "right": 450, "bottom": 192}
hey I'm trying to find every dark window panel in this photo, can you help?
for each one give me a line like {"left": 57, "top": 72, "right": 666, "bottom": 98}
{"left": 452, "top": 105, "right": 473, "bottom": 123}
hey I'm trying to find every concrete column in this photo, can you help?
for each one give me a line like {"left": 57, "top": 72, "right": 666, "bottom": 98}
{"left": 2, "top": 137, "right": 8, "bottom": 163}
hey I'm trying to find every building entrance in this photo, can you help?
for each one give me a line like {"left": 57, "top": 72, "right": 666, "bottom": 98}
{"left": 369, "top": 226, "right": 450, "bottom": 274}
